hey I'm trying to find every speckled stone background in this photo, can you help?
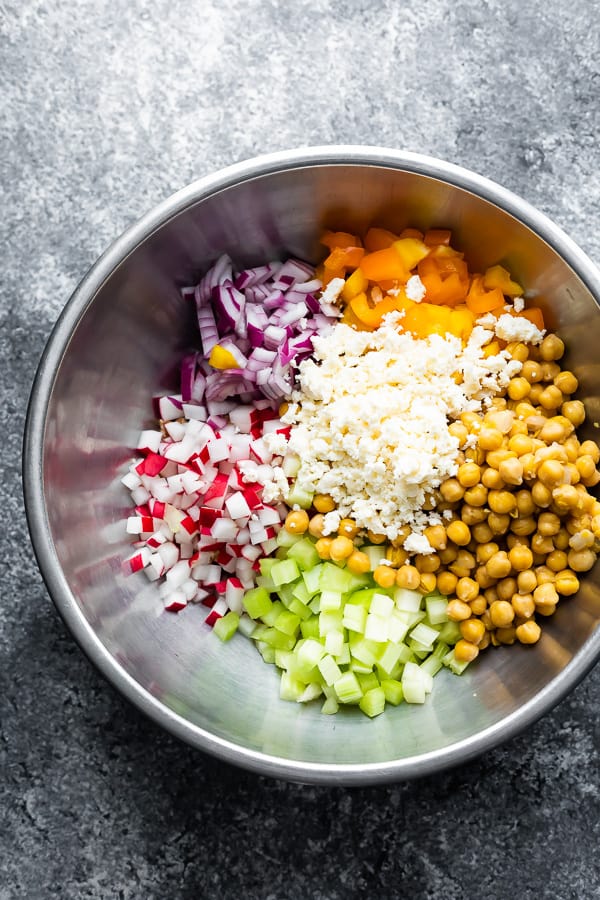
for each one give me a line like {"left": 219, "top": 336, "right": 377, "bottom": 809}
{"left": 2, "top": 1, "right": 600, "bottom": 897}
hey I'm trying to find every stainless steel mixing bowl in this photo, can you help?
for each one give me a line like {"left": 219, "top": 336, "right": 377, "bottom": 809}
{"left": 23, "top": 147, "right": 600, "bottom": 784}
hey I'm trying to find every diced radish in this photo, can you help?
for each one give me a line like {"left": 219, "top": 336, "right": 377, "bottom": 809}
{"left": 146, "top": 530, "right": 167, "bottom": 549}
{"left": 164, "top": 421, "right": 187, "bottom": 441}
{"left": 123, "top": 547, "right": 151, "bottom": 574}
{"left": 210, "top": 517, "right": 238, "bottom": 542}
{"left": 165, "top": 559, "right": 191, "bottom": 589}
{"left": 257, "top": 506, "right": 280, "bottom": 526}
{"left": 157, "top": 541, "right": 179, "bottom": 570}
{"left": 164, "top": 590, "right": 188, "bottom": 612}
{"left": 205, "top": 597, "right": 228, "bottom": 626}
{"left": 121, "top": 470, "right": 142, "bottom": 490}
{"left": 137, "top": 430, "right": 162, "bottom": 453}
{"left": 225, "top": 492, "right": 252, "bottom": 520}
{"left": 225, "top": 577, "right": 245, "bottom": 613}
{"left": 158, "top": 396, "right": 184, "bottom": 421}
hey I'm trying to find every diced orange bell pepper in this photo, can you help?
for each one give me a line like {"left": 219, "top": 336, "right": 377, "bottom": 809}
{"left": 341, "top": 267, "right": 368, "bottom": 303}
{"left": 483, "top": 264, "right": 524, "bottom": 298}
{"left": 401, "top": 303, "right": 452, "bottom": 339}
{"left": 341, "top": 304, "right": 369, "bottom": 330}
{"left": 321, "top": 230, "right": 362, "bottom": 250}
{"left": 364, "top": 227, "right": 399, "bottom": 252}
{"left": 517, "top": 307, "right": 545, "bottom": 330}
{"left": 448, "top": 307, "right": 475, "bottom": 341}
{"left": 424, "top": 229, "right": 452, "bottom": 246}
{"left": 359, "top": 247, "right": 408, "bottom": 282}
{"left": 430, "top": 272, "right": 469, "bottom": 307}
{"left": 392, "top": 238, "right": 431, "bottom": 272}
{"left": 465, "top": 276, "right": 505, "bottom": 314}
{"left": 324, "top": 246, "right": 365, "bottom": 272}
{"left": 399, "top": 227, "right": 425, "bottom": 240}
{"left": 350, "top": 292, "right": 414, "bottom": 329}
{"left": 483, "top": 340, "right": 502, "bottom": 358}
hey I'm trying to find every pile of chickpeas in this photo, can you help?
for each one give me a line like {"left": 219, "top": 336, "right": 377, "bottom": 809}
{"left": 283, "top": 332, "right": 600, "bottom": 664}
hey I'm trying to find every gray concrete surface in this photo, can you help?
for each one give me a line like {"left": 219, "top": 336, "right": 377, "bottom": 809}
{"left": 2, "top": 1, "right": 600, "bottom": 897}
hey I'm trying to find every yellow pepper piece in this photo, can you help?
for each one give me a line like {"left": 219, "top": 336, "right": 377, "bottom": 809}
{"left": 483, "top": 264, "right": 524, "bottom": 297}
{"left": 341, "top": 267, "right": 368, "bottom": 303}
{"left": 483, "top": 340, "right": 502, "bottom": 358}
{"left": 448, "top": 307, "right": 475, "bottom": 341}
{"left": 209, "top": 344, "right": 240, "bottom": 369}
{"left": 392, "top": 238, "right": 431, "bottom": 271}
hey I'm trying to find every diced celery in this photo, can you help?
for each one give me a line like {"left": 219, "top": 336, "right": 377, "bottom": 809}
{"left": 350, "top": 659, "right": 374, "bottom": 675}
{"left": 291, "top": 580, "right": 312, "bottom": 605}
{"left": 276, "top": 528, "right": 302, "bottom": 549}
{"left": 350, "top": 588, "right": 378, "bottom": 608}
{"left": 363, "top": 545, "right": 387, "bottom": 570}
{"left": 275, "top": 649, "right": 293, "bottom": 670}
{"left": 300, "top": 616, "right": 320, "bottom": 639}
{"left": 319, "top": 562, "right": 356, "bottom": 593}
{"left": 381, "top": 678, "right": 404, "bottom": 706}
{"left": 334, "top": 671, "right": 363, "bottom": 704}
{"left": 388, "top": 611, "right": 410, "bottom": 644}
{"left": 443, "top": 649, "right": 472, "bottom": 675}
{"left": 364, "top": 613, "right": 389, "bottom": 643}
{"left": 431, "top": 641, "right": 450, "bottom": 660}
{"left": 370, "top": 593, "right": 394, "bottom": 617}
{"left": 274, "top": 610, "right": 301, "bottom": 636}
{"left": 286, "top": 538, "right": 320, "bottom": 571}
{"left": 394, "top": 588, "right": 423, "bottom": 612}
{"left": 395, "top": 643, "right": 414, "bottom": 665}
{"left": 250, "top": 623, "right": 269, "bottom": 642}
{"left": 377, "top": 642, "right": 404, "bottom": 677}
{"left": 260, "top": 645, "right": 276, "bottom": 664}
{"left": 261, "top": 600, "right": 285, "bottom": 626}
{"left": 317, "top": 654, "right": 343, "bottom": 686}
{"left": 357, "top": 671, "right": 380, "bottom": 693}
{"left": 308, "top": 595, "right": 321, "bottom": 613}
{"left": 350, "top": 636, "right": 380, "bottom": 668}
{"left": 321, "top": 696, "right": 339, "bottom": 715}
{"left": 259, "top": 557, "right": 278, "bottom": 577}
{"left": 213, "top": 611, "right": 239, "bottom": 642}
{"left": 297, "top": 682, "right": 322, "bottom": 703}
{"left": 320, "top": 590, "right": 343, "bottom": 611}
{"left": 421, "top": 669, "right": 434, "bottom": 694}
{"left": 425, "top": 594, "right": 449, "bottom": 625}
{"left": 255, "top": 574, "right": 276, "bottom": 592}
{"left": 438, "top": 620, "right": 462, "bottom": 645}
{"left": 319, "top": 609, "right": 344, "bottom": 636}
{"left": 276, "top": 583, "right": 296, "bottom": 607}
{"left": 409, "top": 641, "right": 431, "bottom": 658}
{"left": 271, "top": 558, "right": 301, "bottom": 586}
{"left": 402, "top": 661, "right": 427, "bottom": 704}
{"left": 420, "top": 655, "right": 443, "bottom": 677}
{"left": 243, "top": 586, "right": 273, "bottom": 619}
{"left": 260, "top": 627, "right": 296, "bottom": 650}
{"left": 279, "top": 671, "right": 305, "bottom": 700}
{"left": 302, "top": 565, "right": 323, "bottom": 596}
{"left": 286, "top": 482, "right": 314, "bottom": 509}
{"left": 342, "top": 603, "right": 367, "bottom": 633}
{"left": 325, "top": 630, "right": 344, "bottom": 657}
{"left": 335, "top": 642, "right": 351, "bottom": 666}
{"left": 297, "top": 638, "right": 326, "bottom": 670}
{"left": 237, "top": 614, "right": 257, "bottom": 638}
{"left": 359, "top": 687, "right": 386, "bottom": 718}
{"left": 345, "top": 572, "right": 371, "bottom": 592}
{"left": 287, "top": 597, "right": 312, "bottom": 621}
{"left": 409, "top": 623, "right": 440, "bottom": 649}
{"left": 281, "top": 452, "right": 301, "bottom": 477}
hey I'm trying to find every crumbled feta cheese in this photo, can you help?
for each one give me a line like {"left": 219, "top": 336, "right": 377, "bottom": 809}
{"left": 513, "top": 296, "right": 525, "bottom": 312}
{"left": 404, "top": 533, "right": 434, "bottom": 555}
{"left": 494, "top": 313, "right": 545, "bottom": 345}
{"left": 322, "top": 510, "right": 341, "bottom": 535}
{"left": 405, "top": 274, "right": 426, "bottom": 302}
{"left": 320, "top": 277, "right": 345, "bottom": 305}
{"left": 263, "top": 432, "right": 288, "bottom": 458}
{"left": 271, "top": 317, "right": 524, "bottom": 539}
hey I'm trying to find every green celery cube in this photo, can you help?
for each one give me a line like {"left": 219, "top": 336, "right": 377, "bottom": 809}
{"left": 242, "top": 587, "right": 273, "bottom": 620}
{"left": 213, "top": 611, "right": 239, "bottom": 642}
{"left": 342, "top": 603, "right": 367, "bottom": 633}
{"left": 271, "top": 558, "right": 301, "bottom": 586}
{"left": 274, "top": 610, "right": 301, "bottom": 636}
{"left": 317, "top": 654, "right": 342, "bottom": 686}
{"left": 300, "top": 616, "right": 320, "bottom": 640}
{"left": 334, "top": 671, "right": 363, "bottom": 704}
{"left": 381, "top": 679, "right": 404, "bottom": 706}
{"left": 286, "top": 538, "right": 320, "bottom": 571}
{"left": 359, "top": 686, "right": 386, "bottom": 718}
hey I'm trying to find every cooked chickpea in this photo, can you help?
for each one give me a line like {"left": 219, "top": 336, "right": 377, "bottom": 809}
{"left": 545, "top": 550, "right": 568, "bottom": 572}
{"left": 470, "top": 596, "right": 488, "bottom": 616}
{"left": 472, "top": 522, "right": 494, "bottom": 544}
{"left": 516, "top": 620, "right": 542, "bottom": 644}
{"left": 521, "top": 360, "right": 544, "bottom": 383}
{"left": 567, "top": 548, "right": 597, "bottom": 572}
{"left": 562, "top": 400, "right": 586, "bottom": 427}
{"left": 510, "top": 516, "right": 538, "bottom": 537}
{"left": 537, "top": 459, "right": 565, "bottom": 487}
{"left": 346, "top": 550, "right": 371, "bottom": 574}
{"left": 554, "top": 569, "right": 580, "bottom": 596}
{"left": 386, "top": 545, "right": 409, "bottom": 567}
{"left": 531, "top": 532, "right": 555, "bottom": 555}
{"left": 496, "top": 626, "right": 517, "bottom": 645}
{"left": 482, "top": 467, "right": 505, "bottom": 490}
{"left": 508, "top": 544, "right": 534, "bottom": 572}
{"left": 562, "top": 433, "right": 580, "bottom": 460}
{"left": 508, "top": 434, "right": 534, "bottom": 456}
{"left": 476, "top": 542, "right": 499, "bottom": 564}
{"left": 436, "top": 570, "right": 458, "bottom": 595}
{"left": 538, "top": 385, "right": 564, "bottom": 410}
{"left": 448, "top": 421, "right": 469, "bottom": 446}
{"left": 439, "top": 545, "right": 459, "bottom": 565}
{"left": 511, "top": 593, "right": 535, "bottom": 619}
{"left": 580, "top": 440, "right": 600, "bottom": 464}
{"left": 457, "top": 462, "right": 481, "bottom": 488}
{"left": 313, "top": 494, "right": 335, "bottom": 513}
{"left": 486, "top": 550, "right": 512, "bottom": 579}
{"left": 488, "top": 490, "right": 516, "bottom": 514}
{"left": 475, "top": 564, "right": 496, "bottom": 589}
{"left": 338, "top": 518, "right": 359, "bottom": 539}
{"left": 528, "top": 383, "right": 545, "bottom": 405}
{"left": 446, "top": 520, "right": 471, "bottom": 547}
{"left": 488, "top": 513, "right": 511, "bottom": 535}
{"left": 315, "top": 537, "right": 333, "bottom": 559}
{"left": 329, "top": 536, "right": 355, "bottom": 562}
{"left": 308, "top": 514, "right": 326, "bottom": 538}
{"left": 454, "top": 639, "right": 480, "bottom": 662}
{"left": 552, "top": 484, "right": 581, "bottom": 512}
{"left": 507, "top": 377, "right": 531, "bottom": 401}
{"left": 517, "top": 570, "right": 538, "bottom": 594}
{"left": 576, "top": 455, "right": 597, "bottom": 481}
{"left": 450, "top": 549, "right": 476, "bottom": 577}
{"left": 372, "top": 564, "right": 397, "bottom": 588}
{"left": 554, "top": 370, "right": 578, "bottom": 394}
{"left": 540, "top": 362, "right": 561, "bottom": 382}
{"left": 484, "top": 587, "right": 499, "bottom": 606}
{"left": 486, "top": 448, "right": 516, "bottom": 470}
{"left": 519, "top": 453, "right": 538, "bottom": 480}
{"left": 423, "top": 524, "right": 447, "bottom": 550}
{"left": 498, "top": 457, "right": 524, "bottom": 487}
{"left": 461, "top": 504, "right": 488, "bottom": 525}
{"left": 439, "top": 478, "right": 465, "bottom": 503}
{"left": 538, "top": 418, "right": 568, "bottom": 444}
{"left": 568, "top": 529, "right": 594, "bottom": 551}
{"left": 285, "top": 509, "right": 309, "bottom": 534}
{"left": 395, "top": 565, "right": 421, "bottom": 590}
{"left": 496, "top": 576, "right": 517, "bottom": 601}
{"left": 367, "top": 530, "right": 387, "bottom": 544}
{"left": 539, "top": 334, "right": 564, "bottom": 361}
{"left": 509, "top": 419, "right": 529, "bottom": 438}
{"left": 490, "top": 599, "right": 515, "bottom": 628}
{"left": 463, "top": 484, "right": 488, "bottom": 507}
{"left": 553, "top": 528, "right": 570, "bottom": 551}
{"left": 506, "top": 341, "right": 529, "bottom": 362}
{"left": 456, "top": 577, "right": 480, "bottom": 602}
{"left": 514, "top": 490, "right": 535, "bottom": 516}
{"left": 446, "top": 599, "right": 472, "bottom": 622}
{"left": 478, "top": 427, "right": 504, "bottom": 451}
{"left": 531, "top": 480, "right": 553, "bottom": 507}
{"left": 415, "top": 553, "right": 440, "bottom": 573}
{"left": 460, "top": 618, "right": 486, "bottom": 645}
{"left": 418, "top": 572, "right": 437, "bottom": 594}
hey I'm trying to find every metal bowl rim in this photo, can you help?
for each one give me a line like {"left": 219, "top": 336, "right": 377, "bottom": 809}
{"left": 23, "top": 145, "right": 600, "bottom": 784}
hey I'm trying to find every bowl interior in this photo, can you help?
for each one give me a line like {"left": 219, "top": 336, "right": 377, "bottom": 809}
{"left": 31, "top": 157, "right": 600, "bottom": 778}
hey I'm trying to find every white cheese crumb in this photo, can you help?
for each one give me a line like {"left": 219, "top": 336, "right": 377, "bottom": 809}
{"left": 319, "top": 277, "right": 345, "bottom": 305}
{"left": 263, "top": 432, "right": 288, "bottom": 458}
{"left": 512, "top": 296, "right": 525, "bottom": 312}
{"left": 405, "top": 274, "right": 426, "bottom": 302}
{"left": 404, "top": 533, "right": 434, "bottom": 555}
{"left": 322, "top": 510, "right": 341, "bottom": 535}
{"left": 494, "top": 313, "right": 545, "bottom": 345}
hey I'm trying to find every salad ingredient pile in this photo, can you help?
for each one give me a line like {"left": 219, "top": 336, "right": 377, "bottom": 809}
{"left": 123, "top": 225, "right": 600, "bottom": 717}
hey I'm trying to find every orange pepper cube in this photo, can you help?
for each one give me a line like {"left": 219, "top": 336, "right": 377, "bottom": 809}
{"left": 483, "top": 264, "right": 524, "bottom": 297}
{"left": 392, "top": 238, "right": 431, "bottom": 272}
{"left": 321, "top": 230, "right": 362, "bottom": 250}
{"left": 359, "top": 247, "right": 408, "bottom": 282}
{"left": 364, "top": 227, "right": 399, "bottom": 252}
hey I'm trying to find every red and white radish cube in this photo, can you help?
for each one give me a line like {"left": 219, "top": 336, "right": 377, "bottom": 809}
{"left": 164, "top": 590, "right": 188, "bottom": 612}
{"left": 210, "top": 517, "right": 238, "bottom": 542}
{"left": 225, "top": 492, "right": 252, "bottom": 520}
{"left": 137, "top": 430, "right": 162, "bottom": 453}
{"left": 165, "top": 559, "right": 191, "bottom": 589}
